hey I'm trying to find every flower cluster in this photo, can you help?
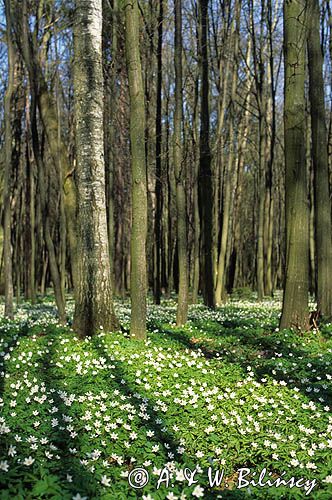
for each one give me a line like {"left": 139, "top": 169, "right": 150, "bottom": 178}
{"left": 0, "top": 296, "right": 331, "bottom": 498}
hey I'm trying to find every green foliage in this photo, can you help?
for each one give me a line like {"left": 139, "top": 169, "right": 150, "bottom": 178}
{"left": 0, "top": 297, "right": 331, "bottom": 499}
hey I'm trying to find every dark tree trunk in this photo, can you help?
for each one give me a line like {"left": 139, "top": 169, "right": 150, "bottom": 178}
{"left": 198, "top": 0, "right": 215, "bottom": 308}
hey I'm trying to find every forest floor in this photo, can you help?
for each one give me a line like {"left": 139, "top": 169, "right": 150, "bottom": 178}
{"left": 0, "top": 295, "right": 331, "bottom": 499}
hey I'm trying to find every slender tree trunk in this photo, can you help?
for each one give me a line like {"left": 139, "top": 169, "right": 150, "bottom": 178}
{"left": 55, "top": 81, "right": 67, "bottom": 301}
{"left": 73, "top": 0, "right": 118, "bottom": 337}
{"left": 24, "top": 116, "right": 36, "bottom": 303}
{"left": 40, "top": 254, "right": 48, "bottom": 297}
{"left": 307, "top": 111, "right": 316, "bottom": 294}
{"left": 17, "top": 0, "right": 78, "bottom": 290}
{"left": 307, "top": 0, "right": 332, "bottom": 318}
{"left": 280, "top": 0, "right": 309, "bottom": 331}
{"left": 233, "top": 38, "right": 252, "bottom": 290}
{"left": 29, "top": 155, "right": 36, "bottom": 302}
{"left": 174, "top": 0, "right": 188, "bottom": 325}
{"left": 154, "top": 0, "right": 163, "bottom": 305}
{"left": 198, "top": 0, "right": 215, "bottom": 308}
{"left": 29, "top": 91, "right": 66, "bottom": 323}
{"left": 213, "top": 65, "right": 230, "bottom": 293}
{"left": 166, "top": 91, "right": 177, "bottom": 297}
{"left": 103, "top": 0, "right": 118, "bottom": 288}
{"left": 125, "top": 0, "right": 148, "bottom": 340}
{"left": 327, "top": 1, "right": 332, "bottom": 187}
{"left": 3, "top": 0, "right": 15, "bottom": 319}
{"left": 25, "top": 89, "right": 36, "bottom": 303}
{"left": 257, "top": 115, "right": 266, "bottom": 300}
{"left": 215, "top": 0, "right": 240, "bottom": 304}
{"left": 192, "top": 72, "right": 200, "bottom": 304}
{"left": 264, "top": 2, "right": 276, "bottom": 296}
{"left": 249, "top": 0, "right": 265, "bottom": 300}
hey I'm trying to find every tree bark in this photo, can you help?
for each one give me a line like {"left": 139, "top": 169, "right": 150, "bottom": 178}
{"left": 198, "top": 0, "right": 215, "bottom": 308}
{"left": 192, "top": 70, "right": 200, "bottom": 304}
{"left": 174, "top": 0, "right": 188, "bottom": 325}
{"left": 29, "top": 90, "right": 66, "bottom": 323}
{"left": 16, "top": 0, "right": 78, "bottom": 290}
{"left": 3, "top": 0, "right": 15, "bottom": 319}
{"left": 280, "top": 0, "right": 309, "bottom": 331}
{"left": 73, "top": 0, "right": 118, "bottom": 337}
{"left": 154, "top": 0, "right": 163, "bottom": 305}
{"left": 215, "top": 0, "right": 240, "bottom": 305}
{"left": 125, "top": 0, "right": 148, "bottom": 340}
{"left": 307, "top": 0, "right": 332, "bottom": 318}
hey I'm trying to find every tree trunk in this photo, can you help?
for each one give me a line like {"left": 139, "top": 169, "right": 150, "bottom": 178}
{"left": 192, "top": 72, "right": 200, "bottom": 304}
{"left": 307, "top": 0, "right": 332, "bottom": 318}
{"left": 264, "top": 5, "right": 276, "bottom": 296}
{"left": 174, "top": 0, "right": 188, "bottom": 325}
{"left": 125, "top": 0, "right": 148, "bottom": 340}
{"left": 198, "top": 0, "right": 215, "bottom": 308}
{"left": 154, "top": 0, "right": 163, "bottom": 305}
{"left": 24, "top": 91, "right": 36, "bottom": 304}
{"left": 215, "top": 0, "right": 240, "bottom": 304}
{"left": 3, "top": 0, "right": 15, "bottom": 319}
{"left": 73, "top": 0, "right": 118, "bottom": 337}
{"left": 29, "top": 91, "right": 66, "bottom": 323}
{"left": 307, "top": 111, "right": 316, "bottom": 294}
{"left": 280, "top": 0, "right": 309, "bottom": 331}
{"left": 16, "top": 0, "right": 78, "bottom": 290}
{"left": 256, "top": 112, "right": 266, "bottom": 300}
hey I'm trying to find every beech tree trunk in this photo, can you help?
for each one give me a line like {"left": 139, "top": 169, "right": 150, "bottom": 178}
{"left": 280, "top": 0, "right": 309, "bottom": 331}
{"left": 307, "top": 0, "right": 332, "bottom": 318}
{"left": 125, "top": 0, "right": 148, "bottom": 340}
{"left": 174, "top": 0, "right": 188, "bottom": 325}
{"left": 73, "top": 0, "right": 118, "bottom": 337}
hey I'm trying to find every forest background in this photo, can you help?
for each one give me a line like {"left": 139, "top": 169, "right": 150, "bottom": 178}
{"left": 0, "top": 1, "right": 332, "bottom": 499}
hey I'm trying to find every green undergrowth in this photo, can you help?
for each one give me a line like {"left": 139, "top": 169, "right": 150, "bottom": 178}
{"left": 0, "top": 297, "right": 331, "bottom": 499}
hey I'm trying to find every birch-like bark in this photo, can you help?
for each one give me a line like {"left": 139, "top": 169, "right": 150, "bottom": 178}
{"left": 73, "top": 0, "right": 118, "bottom": 337}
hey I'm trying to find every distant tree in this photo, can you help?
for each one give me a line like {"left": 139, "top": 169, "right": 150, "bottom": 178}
{"left": 215, "top": 0, "right": 241, "bottom": 305}
{"left": 73, "top": 0, "right": 118, "bottom": 337}
{"left": 15, "top": 0, "right": 78, "bottom": 294}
